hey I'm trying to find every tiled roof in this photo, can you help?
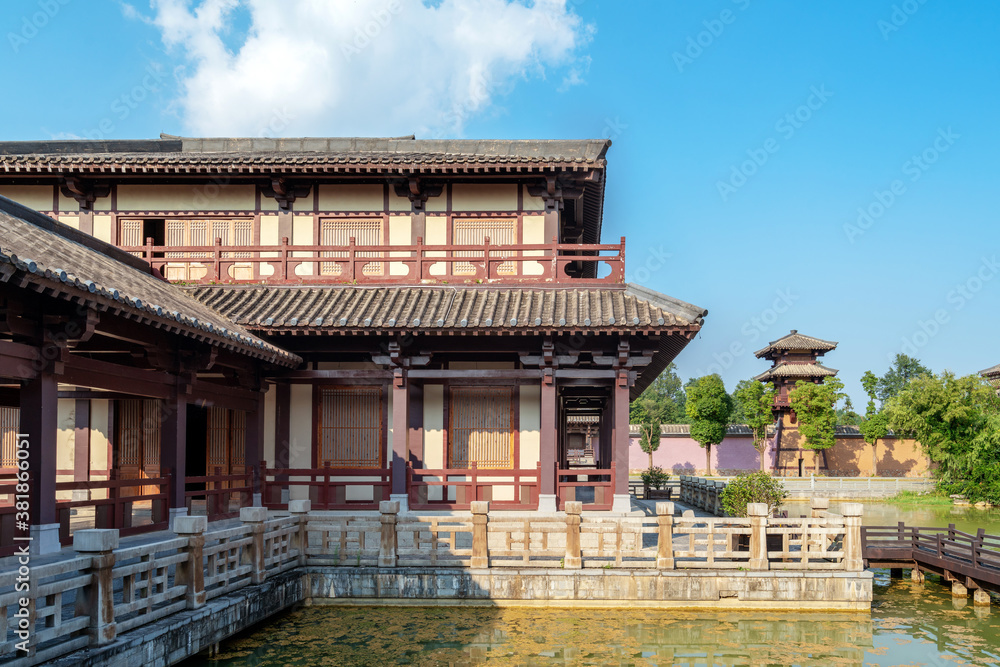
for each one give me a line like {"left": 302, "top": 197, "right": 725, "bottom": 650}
{"left": 629, "top": 424, "right": 754, "bottom": 436}
{"left": 187, "top": 284, "right": 707, "bottom": 333}
{"left": 0, "top": 196, "right": 300, "bottom": 366}
{"left": 754, "top": 362, "right": 838, "bottom": 382}
{"left": 980, "top": 363, "right": 1000, "bottom": 378}
{"left": 754, "top": 330, "right": 838, "bottom": 358}
{"left": 0, "top": 136, "right": 611, "bottom": 173}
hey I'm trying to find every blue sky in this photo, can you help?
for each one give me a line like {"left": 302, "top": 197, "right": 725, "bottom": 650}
{"left": 3, "top": 0, "right": 998, "bottom": 406}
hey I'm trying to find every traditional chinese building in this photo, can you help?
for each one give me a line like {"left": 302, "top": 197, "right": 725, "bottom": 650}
{"left": 0, "top": 136, "right": 706, "bottom": 554}
{"left": 981, "top": 363, "right": 1000, "bottom": 390}
{"left": 754, "top": 330, "right": 838, "bottom": 476}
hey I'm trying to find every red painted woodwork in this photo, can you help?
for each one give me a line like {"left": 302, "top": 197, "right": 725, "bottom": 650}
{"left": 259, "top": 462, "right": 391, "bottom": 510}
{"left": 184, "top": 467, "right": 252, "bottom": 521}
{"left": 556, "top": 462, "right": 616, "bottom": 511}
{"left": 120, "top": 237, "right": 626, "bottom": 285}
{"left": 406, "top": 462, "right": 540, "bottom": 511}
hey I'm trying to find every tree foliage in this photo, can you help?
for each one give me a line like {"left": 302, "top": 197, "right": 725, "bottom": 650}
{"left": 732, "top": 379, "right": 776, "bottom": 472}
{"left": 630, "top": 364, "right": 686, "bottom": 467}
{"left": 877, "top": 354, "right": 931, "bottom": 405}
{"left": 858, "top": 370, "right": 889, "bottom": 476}
{"left": 885, "top": 371, "right": 1000, "bottom": 503}
{"left": 719, "top": 472, "right": 788, "bottom": 517}
{"left": 685, "top": 375, "right": 733, "bottom": 475}
{"left": 788, "top": 377, "right": 845, "bottom": 451}
{"left": 835, "top": 397, "right": 862, "bottom": 426}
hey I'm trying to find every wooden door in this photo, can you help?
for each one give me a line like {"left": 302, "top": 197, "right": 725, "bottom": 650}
{"left": 116, "top": 399, "right": 161, "bottom": 498}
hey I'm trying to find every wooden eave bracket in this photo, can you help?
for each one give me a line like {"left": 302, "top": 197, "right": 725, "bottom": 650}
{"left": 262, "top": 177, "right": 312, "bottom": 211}
{"left": 60, "top": 177, "right": 110, "bottom": 211}
{"left": 393, "top": 177, "right": 443, "bottom": 211}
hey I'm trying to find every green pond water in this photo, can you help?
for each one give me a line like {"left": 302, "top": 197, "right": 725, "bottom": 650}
{"left": 186, "top": 502, "right": 1000, "bottom": 667}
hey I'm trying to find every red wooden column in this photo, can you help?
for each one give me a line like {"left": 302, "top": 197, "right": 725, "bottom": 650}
{"left": 274, "top": 383, "right": 291, "bottom": 469}
{"left": 245, "top": 391, "right": 265, "bottom": 506}
{"left": 73, "top": 398, "right": 91, "bottom": 501}
{"left": 612, "top": 370, "right": 632, "bottom": 513}
{"left": 22, "top": 370, "right": 59, "bottom": 554}
{"left": 538, "top": 369, "right": 558, "bottom": 512}
{"left": 160, "top": 391, "right": 188, "bottom": 528}
{"left": 391, "top": 371, "right": 409, "bottom": 510}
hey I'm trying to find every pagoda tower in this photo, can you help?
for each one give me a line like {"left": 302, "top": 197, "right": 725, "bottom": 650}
{"left": 754, "top": 330, "right": 839, "bottom": 476}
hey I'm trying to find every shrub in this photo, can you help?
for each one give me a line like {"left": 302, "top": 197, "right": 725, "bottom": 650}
{"left": 641, "top": 466, "right": 669, "bottom": 490}
{"left": 719, "top": 472, "right": 787, "bottom": 517}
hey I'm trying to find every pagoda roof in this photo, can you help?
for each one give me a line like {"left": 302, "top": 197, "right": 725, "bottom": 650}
{"left": 980, "top": 363, "right": 1000, "bottom": 378}
{"left": 754, "top": 330, "right": 838, "bottom": 358}
{"left": 754, "top": 362, "right": 839, "bottom": 382}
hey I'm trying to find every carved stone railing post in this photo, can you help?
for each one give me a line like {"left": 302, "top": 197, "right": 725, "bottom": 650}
{"left": 241, "top": 506, "right": 268, "bottom": 584}
{"left": 747, "top": 503, "right": 769, "bottom": 570}
{"left": 73, "top": 529, "right": 118, "bottom": 646}
{"left": 564, "top": 501, "right": 582, "bottom": 569}
{"left": 471, "top": 500, "right": 489, "bottom": 568}
{"left": 379, "top": 500, "right": 400, "bottom": 567}
{"left": 289, "top": 499, "right": 311, "bottom": 566}
{"left": 656, "top": 502, "right": 675, "bottom": 570}
{"left": 842, "top": 502, "right": 863, "bottom": 571}
{"left": 810, "top": 498, "right": 830, "bottom": 518}
{"left": 173, "top": 516, "right": 207, "bottom": 609}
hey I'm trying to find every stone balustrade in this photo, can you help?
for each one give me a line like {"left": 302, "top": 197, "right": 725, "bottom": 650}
{"left": 0, "top": 499, "right": 863, "bottom": 666}
{"left": 679, "top": 475, "right": 727, "bottom": 515}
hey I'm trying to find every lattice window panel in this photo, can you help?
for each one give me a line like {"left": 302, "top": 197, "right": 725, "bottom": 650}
{"left": 117, "top": 399, "right": 161, "bottom": 495}
{"left": 317, "top": 386, "right": 383, "bottom": 468}
{"left": 206, "top": 408, "right": 246, "bottom": 474}
{"left": 319, "top": 218, "right": 384, "bottom": 276}
{"left": 0, "top": 407, "right": 18, "bottom": 468}
{"left": 449, "top": 386, "right": 514, "bottom": 469}
{"left": 119, "top": 219, "right": 144, "bottom": 257}
{"left": 165, "top": 219, "right": 253, "bottom": 281}
{"left": 452, "top": 218, "right": 516, "bottom": 276}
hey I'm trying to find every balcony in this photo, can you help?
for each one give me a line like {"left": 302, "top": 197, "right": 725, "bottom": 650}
{"left": 121, "top": 236, "right": 626, "bottom": 285}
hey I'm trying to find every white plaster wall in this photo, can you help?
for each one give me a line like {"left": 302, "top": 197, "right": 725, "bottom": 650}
{"left": 0, "top": 185, "right": 52, "bottom": 211}
{"left": 58, "top": 193, "right": 80, "bottom": 212}
{"left": 519, "top": 385, "right": 541, "bottom": 470}
{"left": 93, "top": 215, "right": 113, "bottom": 243}
{"left": 452, "top": 184, "right": 517, "bottom": 211}
{"left": 389, "top": 214, "right": 412, "bottom": 276}
{"left": 292, "top": 215, "right": 315, "bottom": 276}
{"left": 522, "top": 213, "right": 545, "bottom": 275}
{"left": 259, "top": 214, "right": 279, "bottom": 277}
{"left": 288, "top": 384, "right": 313, "bottom": 500}
{"left": 318, "top": 184, "right": 382, "bottom": 211}
{"left": 90, "top": 400, "right": 110, "bottom": 478}
{"left": 116, "top": 184, "right": 255, "bottom": 211}
{"left": 423, "top": 384, "right": 444, "bottom": 501}
{"left": 522, "top": 185, "right": 546, "bottom": 211}
{"left": 58, "top": 215, "right": 79, "bottom": 229}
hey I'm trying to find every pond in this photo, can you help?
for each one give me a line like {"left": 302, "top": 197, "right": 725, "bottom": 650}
{"left": 185, "top": 502, "right": 1000, "bottom": 667}
{"left": 782, "top": 499, "right": 1000, "bottom": 536}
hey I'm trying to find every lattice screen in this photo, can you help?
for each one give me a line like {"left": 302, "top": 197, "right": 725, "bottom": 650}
{"left": 165, "top": 219, "right": 253, "bottom": 280}
{"left": 452, "top": 218, "right": 517, "bottom": 275}
{"left": 117, "top": 399, "right": 161, "bottom": 483}
{"left": 207, "top": 407, "right": 246, "bottom": 475}
{"left": 317, "top": 386, "right": 383, "bottom": 468}
{"left": 0, "top": 407, "right": 18, "bottom": 468}
{"left": 119, "top": 219, "right": 143, "bottom": 257}
{"left": 319, "top": 218, "right": 384, "bottom": 276}
{"left": 449, "top": 386, "right": 514, "bottom": 468}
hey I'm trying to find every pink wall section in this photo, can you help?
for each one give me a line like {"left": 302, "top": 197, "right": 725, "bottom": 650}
{"left": 629, "top": 435, "right": 773, "bottom": 474}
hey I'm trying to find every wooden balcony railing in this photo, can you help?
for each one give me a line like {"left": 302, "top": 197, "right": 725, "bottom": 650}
{"left": 556, "top": 462, "right": 615, "bottom": 511}
{"left": 259, "top": 463, "right": 391, "bottom": 510}
{"left": 120, "top": 236, "right": 626, "bottom": 285}
{"left": 407, "top": 462, "right": 541, "bottom": 510}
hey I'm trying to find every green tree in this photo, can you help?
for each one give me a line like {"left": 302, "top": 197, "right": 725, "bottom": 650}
{"left": 836, "top": 396, "right": 862, "bottom": 426}
{"left": 732, "top": 379, "right": 777, "bottom": 472}
{"left": 858, "top": 371, "right": 889, "bottom": 476}
{"left": 788, "top": 377, "right": 845, "bottom": 451}
{"left": 885, "top": 371, "right": 1000, "bottom": 503}
{"left": 685, "top": 375, "right": 733, "bottom": 476}
{"left": 877, "top": 354, "right": 931, "bottom": 405}
{"left": 630, "top": 364, "right": 687, "bottom": 467}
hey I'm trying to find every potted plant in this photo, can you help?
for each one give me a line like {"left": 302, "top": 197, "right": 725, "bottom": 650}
{"left": 641, "top": 466, "right": 671, "bottom": 499}
{"left": 719, "top": 472, "right": 787, "bottom": 551}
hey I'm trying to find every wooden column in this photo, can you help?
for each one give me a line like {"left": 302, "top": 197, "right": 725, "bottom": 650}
{"left": 22, "top": 370, "right": 59, "bottom": 553}
{"left": 539, "top": 369, "right": 557, "bottom": 511}
{"left": 246, "top": 391, "right": 265, "bottom": 504}
{"left": 74, "top": 398, "right": 91, "bottom": 489}
{"left": 612, "top": 371, "right": 631, "bottom": 512}
{"left": 408, "top": 381, "right": 423, "bottom": 467}
{"left": 391, "top": 371, "right": 409, "bottom": 506}
{"left": 274, "top": 382, "right": 291, "bottom": 469}
{"left": 160, "top": 391, "right": 188, "bottom": 521}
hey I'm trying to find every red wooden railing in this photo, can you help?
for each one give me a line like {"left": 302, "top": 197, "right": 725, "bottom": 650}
{"left": 407, "top": 462, "right": 541, "bottom": 511}
{"left": 0, "top": 471, "right": 171, "bottom": 554}
{"left": 556, "top": 462, "right": 615, "bottom": 511}
{"left": 184, "top": 467, "right": 253, "bottom": 522}
{"left": 259, "top": 462, "right": 391, "bottom": 510}
{"left": 120, "top": 236, "right": 626, "bottom": 285}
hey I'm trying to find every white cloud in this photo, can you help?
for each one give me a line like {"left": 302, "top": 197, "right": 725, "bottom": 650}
{"left": 136, "top": 0, "right": 592, "bottom": 137}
